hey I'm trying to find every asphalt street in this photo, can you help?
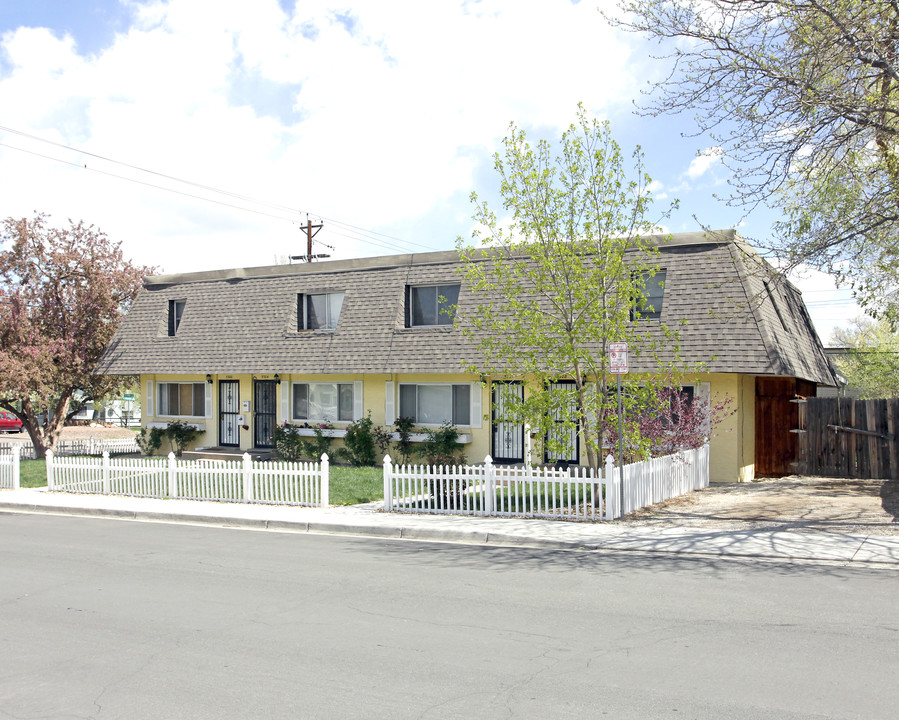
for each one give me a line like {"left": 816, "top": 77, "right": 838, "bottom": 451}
{"left": 1, "top": 512, "right": 897, "bottom": 719}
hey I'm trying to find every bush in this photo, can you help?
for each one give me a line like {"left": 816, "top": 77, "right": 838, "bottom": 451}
{"left": 339, "top": 413, "right": 391, "bottom": 467}
{"left": 302, "top": 422, "right": 334, "bottom": 461}
{"left": 136, "top": 426, "right": 164, "bottom": 456}
{"left": 393, "top": 416, "right": 416, "bottom": 465}
{"left": 166, "top": 421, "right": 198, "bottom": 456}
{"left": 272, "top": 423, "right": 305, "bottom": 462}
{"left": 272, "top": 422, "right": 334, "bottom": 462}
{"left": 417, "top": 422, "right": 465, "bottom": 466}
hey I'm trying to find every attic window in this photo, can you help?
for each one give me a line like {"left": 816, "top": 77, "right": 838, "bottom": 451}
{"left": 631, "top": 271, "right": 666, "bottom": 321}
{"left": 168, "top": 300, "right": 185, "bottom": 336}
{"left": 406, "top": 284, "right": 460, "bottom": 327}
{"left": 298, "top": 292, "right": 344, "bottom": 330}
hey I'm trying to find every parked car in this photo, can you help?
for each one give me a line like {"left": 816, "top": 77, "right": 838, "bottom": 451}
{"left": 0, "top": 411, "right": 23, "bottom": 433}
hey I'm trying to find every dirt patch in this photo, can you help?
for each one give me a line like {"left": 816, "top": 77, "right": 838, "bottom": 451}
{"left": 2, "top": 425, "right": 138, "bottom": 441}
{"left": 626, "top": 475, "right": 899, "bottom": 536}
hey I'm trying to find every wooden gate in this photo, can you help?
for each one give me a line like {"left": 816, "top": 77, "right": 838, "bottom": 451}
{"left": 794, "top": 397, "right": 899, "bottom": 479}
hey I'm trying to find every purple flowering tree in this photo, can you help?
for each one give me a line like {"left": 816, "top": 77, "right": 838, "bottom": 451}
{"left": 0, "top": 215, "right": 153, "bottom": 458}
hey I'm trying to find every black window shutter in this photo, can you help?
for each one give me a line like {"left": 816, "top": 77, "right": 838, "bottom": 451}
{"left": 168, "top": 300, "right": 176, "bottom": 336}
{"left": 404, "top": 286, "right": 411, "bottom": 328}
{"left": 297, "top": 294, "right": 304, "bottom": 331}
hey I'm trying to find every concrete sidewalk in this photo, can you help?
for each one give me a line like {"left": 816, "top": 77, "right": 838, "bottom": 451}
{"left": 2, "top": 486, "right": 898, "bottom": 567}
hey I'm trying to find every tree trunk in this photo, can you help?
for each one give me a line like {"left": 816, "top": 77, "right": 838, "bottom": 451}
{"left": 20, "top": 392, "right": 72, "bottom": 459}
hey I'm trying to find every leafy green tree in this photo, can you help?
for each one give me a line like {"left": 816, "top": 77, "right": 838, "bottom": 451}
{"left": 0, "top": 214, "right": 152, "bottom": 458}
{"left": 610, "top": 0, "right": 899, "bottom": 321}
{"left": 457, "top": 105, "right": 682, "bottom": 470}
{"left": 831, "top": 318, "right": 899, "bottom": 398}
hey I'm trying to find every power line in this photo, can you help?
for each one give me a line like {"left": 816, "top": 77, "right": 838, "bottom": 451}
{"left": 0, "top": 124, "right": 443, "bottom": 254}
{"left": 0, "top": 142, "right": 303, "bottom": 225}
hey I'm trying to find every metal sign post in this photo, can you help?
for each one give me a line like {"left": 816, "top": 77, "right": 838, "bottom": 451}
{"left": 609, "top": 342, "right": 628, "bottom": 517}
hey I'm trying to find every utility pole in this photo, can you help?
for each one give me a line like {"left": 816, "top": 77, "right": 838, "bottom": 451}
{"left": 290, "top": 216, "right": 330, "bottom": 262}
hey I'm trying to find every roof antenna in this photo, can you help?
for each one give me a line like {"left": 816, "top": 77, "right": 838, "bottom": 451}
{"left": 290, "top": 215, "right": 330, "bottom": 262}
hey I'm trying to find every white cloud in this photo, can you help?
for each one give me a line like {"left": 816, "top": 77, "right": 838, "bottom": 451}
{"left": 644, "top": 179, "right": 666, "bottom": 199}
{"left": 0, "top": 0, "right": 641, "bottom": 274}
{"left": 685, "top": 145, "right": 723, "bottom": 179}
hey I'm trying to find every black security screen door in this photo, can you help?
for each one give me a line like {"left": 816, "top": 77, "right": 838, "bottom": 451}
{"left": 219, "top": 381, "right": 240, "bottom": 447}
{"left": 545, "top": 381, "right": 579, "bottom": 465}
{"left": 254, "top": 380, "right": 277, "bottom": 448}
{"left": 492, "top": 382, "right": 524, "bottom": 464}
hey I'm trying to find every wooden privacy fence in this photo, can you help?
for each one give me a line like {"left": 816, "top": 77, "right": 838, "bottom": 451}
{"left": 382, "top": 444, "right": 709, "bottom": 521}
{"left": 0, "top": 445, "right": 21, "bottom": 490}
{"left": 795, "top": 397, "right": 899, "bottom": 479}
{"left": 45, "top": 451, "right": 329, "bottom": 506}
{"left": 0, "top": 437, "right": 140, "bottom": 460}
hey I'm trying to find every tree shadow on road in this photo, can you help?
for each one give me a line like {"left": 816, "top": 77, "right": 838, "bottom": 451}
{"left": 364, "top": 532, "right": 896, "bottom": 582}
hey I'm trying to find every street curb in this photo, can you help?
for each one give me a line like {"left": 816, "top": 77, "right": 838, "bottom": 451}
{"left": 2, "top": 499, "right": 898, "bottom": 566}
{"left": 0, "top": 500, "right": 603, "bottom": 551}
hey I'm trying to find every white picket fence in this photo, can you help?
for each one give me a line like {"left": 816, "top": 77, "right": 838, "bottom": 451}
{"left": 619, "top": 443, "right": 710, "bottom": 516}
{"left": 45, "top": 451, "right": 330, "bottom": 507}
{"left": 1, "top": 437, "right": 140, "bottom": 461}
{"left": 0, "top": 445, "right": 21, "bottom": 489}
{"left": 383, "top": 444, "right": 709, "bottom": 521}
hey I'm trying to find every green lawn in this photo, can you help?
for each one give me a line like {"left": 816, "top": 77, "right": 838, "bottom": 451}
{"left": 329, "top": 466, "right": 383, "bottom": 505}
{"left": 19, "top": 459, "right": 47, "bottom": 488}
{"left": 14, "top": 458, "right": 384, "bottom": 505}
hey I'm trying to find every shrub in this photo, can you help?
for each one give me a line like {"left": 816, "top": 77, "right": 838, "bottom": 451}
{"left": 340, "top": 413, "right": 391, "bottom": 467}
{"left": 166, "top": 421, "right": 199, "bottom": 457}
{"left": 272, "top": 423, "right": 305, "bottom": 462}
{"left": 136, "top": 426, "right": 164, "bottom": 456}
{"left": 302, "top": 422, "right": 334, "bottom": 461}
{"left": 393, "top": 416, "right": 416, "bottom": 465}
{"left": 272, "top": 422, "right": 334, "bottom": 462}
{"left": 417, "top": 422, "right": 465, "bottom": 467}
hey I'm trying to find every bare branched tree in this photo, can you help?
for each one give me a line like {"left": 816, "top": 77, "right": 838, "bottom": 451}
{"left": 609, "top": 0, "right": 899, "bottom": 320}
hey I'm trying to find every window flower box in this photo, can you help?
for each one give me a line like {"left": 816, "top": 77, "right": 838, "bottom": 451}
{"left": 388, "top": 431, "right": 472, "bottom": 444}
{"left": 147, "top": 421, "right": 206, "bottom": 431}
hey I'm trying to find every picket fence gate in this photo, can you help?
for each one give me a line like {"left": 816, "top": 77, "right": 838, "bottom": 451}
{"left": 1, "top": 437, "right": 141, "bottom": 461}
{"left": 45, "top": 451, "right": 329, "bottom": 507}
{"left": 382, "top": 444, "right": 709, "bottom": 521}
{"left": 0, "top": 445, "right": 21, "bottom": 490}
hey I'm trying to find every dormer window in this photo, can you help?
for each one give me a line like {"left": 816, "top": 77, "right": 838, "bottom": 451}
{"left": 298, "top": 292, "right": 344, "bottom": 330}
{"left": 168, "top": 300, "right": 185, "bottom": 336}
{"left": 631, "top": 271, "right": 666, "bottom": 321}
{"left": 406, "top": 284, "right": 460, "bottom": 327}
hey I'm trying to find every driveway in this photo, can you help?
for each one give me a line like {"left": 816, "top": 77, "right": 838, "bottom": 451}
{"left": 627, "top": 475, "right": 899, "bottom": 535}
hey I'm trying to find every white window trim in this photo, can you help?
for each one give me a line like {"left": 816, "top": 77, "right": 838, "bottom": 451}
{"left": 145, "top": 379, "right": 154, "bottom": 417}
{"left": 396, "top": 381, "right": 481, "bottom": 428}
{"left": 299, "top": 292, "right": 345, "bottom": 331}
{"left": 385, "top": 381, "right": 395, "bottom": 425}
{"left": 155, "top": 381, "right": 209, "bottom": 419}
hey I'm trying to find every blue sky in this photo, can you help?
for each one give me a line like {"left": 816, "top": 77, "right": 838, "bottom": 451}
{"left": 0, "top": 0, "right": 859, "bottom": 340}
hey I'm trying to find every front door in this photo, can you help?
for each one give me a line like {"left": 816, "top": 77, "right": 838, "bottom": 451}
{"left": 219, "top": 380, "right": 240, "bottom": 447}
{"left": 254, "top": 380, "right": 277, "bottom": 448}
{"left": 492, "top": 382, "right": 524, "bottom": 464}
{"left": 545, "top": 381, "right": 579, "bottom": 465}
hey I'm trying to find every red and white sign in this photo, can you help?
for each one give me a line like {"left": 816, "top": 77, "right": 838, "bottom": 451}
{"left": 609, "top": 342, "right": 629, "bottom": 374}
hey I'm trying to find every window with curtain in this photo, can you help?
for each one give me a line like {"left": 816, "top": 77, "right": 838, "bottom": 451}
{"left": 292, "top": 382, "right": 354, "bottom": 421}
{"left": 297, "top": 292, "right": 345, "bottom": 330}
{"left": 398, "top": 383, "right": 470, "bottom": 425}
{"left": 157, "top": 382, "right": 205, "bottom": 416}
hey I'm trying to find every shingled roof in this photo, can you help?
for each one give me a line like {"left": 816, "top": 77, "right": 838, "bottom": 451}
{"left": 98, "top": 229, "right": 837, "bottom": 385}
